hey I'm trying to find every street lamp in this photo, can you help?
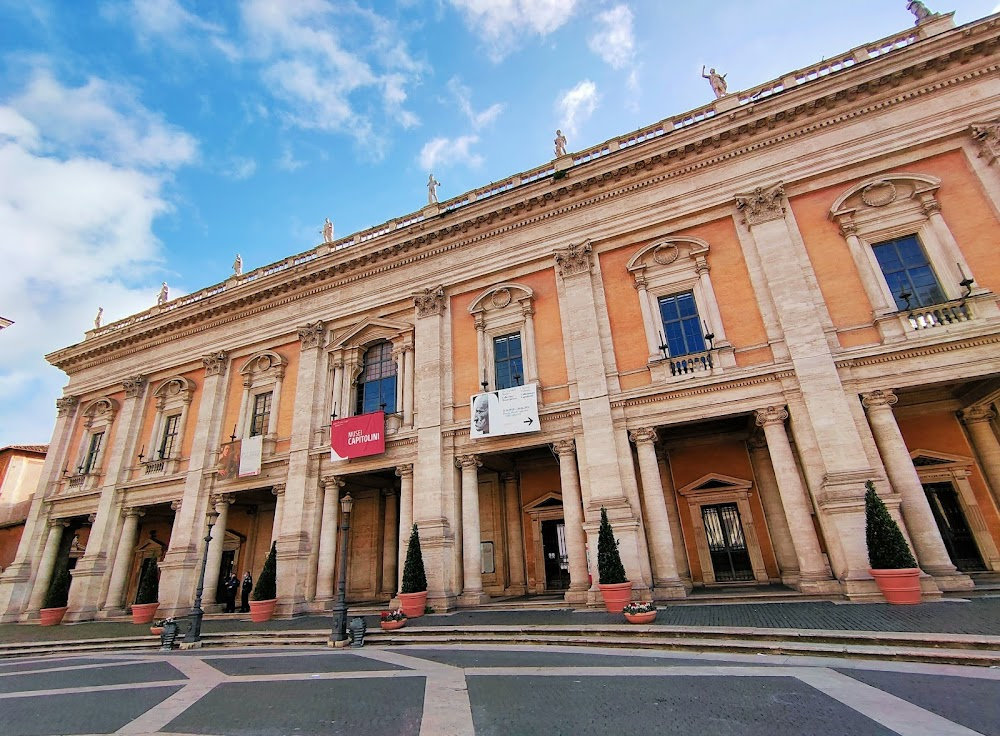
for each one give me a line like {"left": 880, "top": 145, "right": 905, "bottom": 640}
{"left": 329, "top": 492, "right": 354, "bottom": 646}
{"left": 188, "top": 507, "right": 220, "bottom": 644}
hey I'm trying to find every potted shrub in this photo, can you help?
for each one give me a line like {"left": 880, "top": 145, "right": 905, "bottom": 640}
{"left": 131, "top": 563, "right": 160, "bottom": 624}
{"left": 40, "top": 564, "right": 72, "bottom": 626}
{"left": 865, "top": 480, "right": 922, "bottom": 605}
{"left": 622, "top": 600, "right": 657, "bottom": 624}
{"left": 597, "top": 507, "right": 632, "bottom": 613}
{"left": 398, "top": 524, "right": 428, "bottom": 618}
{"left": 380, "top": 609, "right": 407, "bottom": 630}
{"left": 249, "top": 542, "right": 278, "bottom": 622}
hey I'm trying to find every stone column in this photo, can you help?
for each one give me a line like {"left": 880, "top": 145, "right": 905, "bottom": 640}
{"left": 862, "top": 390, "right": 970, "bottom": 589}
{"left": 402, "top": 347, "right": 414, "bottom": 428}
{"left": 746, "top": 431, "right": 800, "bottom": 584}
{"left": 203, "top": 494, "right": 233, "bottom": 606}
{"left": 631, "top": 272, "right": 661, "bottom": 359}
{"left": 754, "top": 407, "right": 837, "bottom": 591}
{"left": 315, "top": 477, "right": 343, "bottom": 601}
{"left": 270, "top": 484, "right": 285, "bottom": 544}
{"left": 629, "top": 429, "right": 686, "bottom": 598}
{"left": 695, "top": 256, "right": 727, "bottom": 343}
{"left": 521, "top": 302, "right": 539, "bottom": 385}
{"left": 331, "top": 355, "right": 344, "bottom": 419}
{"left": 960, "top": 406, "right": 1000, "bottom": 507}
{"left": 551, "top": 440, "right": 590, "bottom": 603}
{"left": 501, "top": 472, "right": 527, "bottom": 595}
{"left": 381, "top": 488, "right": 399, "bottom": 596}
{"left": 457, "top": 454, "right": 488, "bottom": 605}
{"left": 26, "top": 519, "right": 69, "bottom": 612}
{"left": 396, "top": 464, "right": 414, "bottom": 589}
{"left": 103, "top": 508, "right": 144, "bottom": 612}
{"left": 266, "top": 369, "right": 284, "bottom": 440}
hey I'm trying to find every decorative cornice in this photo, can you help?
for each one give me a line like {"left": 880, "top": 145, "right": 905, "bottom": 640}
{"left": 861, "top": 389, "right": 898, "bottom": 410}
{"left": 122, "top": 375, "right": 147, "bottom": 399}
{"left": 297, "top": 320, "right": 326, "bottom": 350}
{"left": 754, "top": 406, "right": 789, "bottom": 427}
{"left": 413, "top": 286, "right": 446, "bottom": 317}
{"left": 553, "top": 240, "right": 592, "bottom": 277}
{"left": 736, "top": 184, "right": 786, "bottom": 226}
{"left": 202, "top": 351, "right": 228, "bottom": 376}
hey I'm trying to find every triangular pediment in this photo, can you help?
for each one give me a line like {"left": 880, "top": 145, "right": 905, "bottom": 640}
{"left": 909, "top": 449, "right": 972, "bottom": 468}
{"left": 677, "top": 472, "right": 751, "bottom": 497}
{"left": 523, "top": 492, "right": 562, "bottom": 513}
{"left": 330, "top": 317, "right": 412, "bottom": 349}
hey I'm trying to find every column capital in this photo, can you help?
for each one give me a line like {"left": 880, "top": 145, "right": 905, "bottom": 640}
{"left": 381, "top": 487, "right": 398, "bottom": 499}
{"left": 551, "top": 439, "right": 576, "bottom": 457}
{"left": 323, "top": 476, "right": 346, "bottom": 491}
{"left": 553, "top": 240, "right": 592, "bottom": 277}
{"left": 55, "top": 396, "right": 78, "bottom": 416}
{"left": 960, "top": 405, "right": 997, "bottom": 425}
{"left": 395, "top": 464, "right": 414, "bottom": 479}
{"left": 297, "top": 320, "right": 326, "bottom": 350}
{"left": 754, "top": 406, "right": 789, "bottom": 427}
{"left": 456, "top": 454, "right": 482, "bottom": 470}
{"left": 629, "top": 427, "right": 658, "bottom": 445}
{"left": 920, "top": 196, "right": 941, "bottom": 217}
{"left": 47, "top": 518, "right": 71, "bottom": 530}
{"left": 413, "top": 285, "right": 446, "bottom": 317}
{"left": 211, "top": 493, "right": 235, "bottom": 508}
{"left": 170, "top": 499, "right": 182, "bottom": 512}
{"left": 202, "top": 351, "right": 229, "bottom": 377}
{"left": 972, "top": 121, "right": 1000, "bottom": 164}
{"left": 500, "top": 471, "right": 518, "bottom": 483}
{"left": 271, "top": 484, "right": 286, "bottom": 497}
{"left": 632, "top": 273, "right": 648, "bottom": 290}
{"left": 122, "top": 375, "right": 147, "bottom": 399}
{"left": 123, "top": 507, "right": 146, "bottom": 520}
{"left": 736, "top": 183, "right": 786, "bottom": 226}
{"left": 835, "top": 213, "right": 858, "bottom": 237}
{"left": 861, "top": 389, "right": 898, "bottom": 410}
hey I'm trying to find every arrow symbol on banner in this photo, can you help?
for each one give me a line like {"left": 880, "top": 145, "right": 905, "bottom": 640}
{"left": 524, "top": 417, "right": 534, "bottom": 426}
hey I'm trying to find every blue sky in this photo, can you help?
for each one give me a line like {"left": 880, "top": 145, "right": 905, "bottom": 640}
{"left": 1, "top": 0, "right": 998, "bottom": 448}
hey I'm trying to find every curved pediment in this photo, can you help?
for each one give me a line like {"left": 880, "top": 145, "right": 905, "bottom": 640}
{"left": 152, "top": 376, "right": 196, "bottom": 399}
{"left": 626, "top": 237, "right": 709, "bottom": 272}
{"left": 329, "top": 317, "right": 412, "bottom": 349}
{"left": 238, "top": 350, "right": 287, "bottom": 376}
{"left": 81, "top": 396, "right": 119, "bottom": 419}
{"left": 469, "top": 283, "right": 534, "bottom": 314}
{"left": 830, "top": 173, "right": 940, "bottom": 218}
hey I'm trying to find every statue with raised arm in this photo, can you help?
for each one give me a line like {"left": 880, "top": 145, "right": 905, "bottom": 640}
{"left": 554, "top": 129, "right": 568, "bottom": 157}
{"left": 907, "top": 0, "right": 932, "bottom": 23}
{"left": 702, "top": 65, "right": 728, "bottom": 98}
{"left": 233, "top": 253, "right": 243, "bottom": 276}
{"left": 322, "top": 218, "right": 334, "bottom": 243}
{"left": 94, "top": 307, "right": 103, "bottom": 329}
{"left": 427, "top": 173, "right": 440, "bottom": 204}
{"left": 157, "top": 282, "right": 169, "bottom": 305}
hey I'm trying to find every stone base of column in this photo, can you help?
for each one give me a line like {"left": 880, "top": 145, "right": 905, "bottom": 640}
{"left": 929, "top": 571, "right": 974, "bottom": 592}
{"left": 458, "top": 590, "right": 490, "bottom": 607}
{"left": 564, "top": 588, "right": 590, "bottom": 605}
{"left": 651, "top": 580, "right": 688, "bottom": 600}
{"left": 276, "top": 599, "right": 311, "bottom": 618}
{"left": 841, "top": 578, "right": 885, "bottom": 602}
{"left": 0, "top": 563, "right": 32, "bottom": 622}
{"left": 96, "top": 606, "right": 127, "bottom": 619}
{"left": 796, "top": 578, "right": 843, "bottom": 596}
{"left": 504, "top": 584, "right": 528, "bottom": 597}
{"left": 427, "top": 592, "right": 458, "bottom": 613}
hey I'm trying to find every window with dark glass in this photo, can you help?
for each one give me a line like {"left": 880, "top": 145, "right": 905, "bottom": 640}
{"left": 249, "top": 392, "right": 272, "bottom": 437}
{"left": 873, "top": 235, "right": 945, "bottom": 310}
{"left": 355, "top": 342, "right": 397, "bottom": 415}
{"left": 657, "top": 291, "right": 706, "bottom": 357}
{"left": 158, "top": 414, "right": 180, "bottom": 459}
{"left": 493, "top": 333, "right": 524, "bottom": 390}
{"left": 82, "top": 432, "right": 104, "bottom": 474}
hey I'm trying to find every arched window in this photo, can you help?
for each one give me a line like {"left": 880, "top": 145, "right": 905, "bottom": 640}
{"left": 355, "top": 342, "right": 397, "bottom": 415}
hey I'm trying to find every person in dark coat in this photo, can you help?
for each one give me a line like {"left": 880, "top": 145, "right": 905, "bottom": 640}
{"left": 240, "top": 572, "right": 253, "bottom": 613}
{"left": 223, "top": 572, "right": 239, "bottom": 613}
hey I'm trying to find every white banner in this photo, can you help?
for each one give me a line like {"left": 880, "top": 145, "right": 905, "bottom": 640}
{"left": 239, "top": 434, "right": 263, "bottom": 477}
{"left": 471, "top": 383, "right": 540, "bottom": 439}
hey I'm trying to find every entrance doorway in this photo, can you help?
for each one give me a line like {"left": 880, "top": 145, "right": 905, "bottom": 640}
{"left": 701, "top": 503, "right": 754, "bottom": 582}
{"left": 923, "top": 482, "right": 985, "bottom": 571}
{"left": 215, "top": 549, "right": 236, "bottom": 601}
{"left": 541, "top": 519, "right": 569, "bottom": 591}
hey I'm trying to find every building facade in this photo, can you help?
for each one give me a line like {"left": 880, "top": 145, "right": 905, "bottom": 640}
{"left": 3, "top": 11, "right": 1000, "bottom": 623}
{"left": 0, "top": 445, "right": 47, "bottom": 572}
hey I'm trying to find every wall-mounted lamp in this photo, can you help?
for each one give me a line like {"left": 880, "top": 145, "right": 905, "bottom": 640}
{"left": 657, "top": 330, "right": 669, "bottom": 361}
{"left": 703, "top": 320, "right": 716, "bottom": 351}
{"left": 958, "top": 262, "right": 975, "bottom": 299}
{"left": 898, "top": 284, "right": 913, "bottom": 311}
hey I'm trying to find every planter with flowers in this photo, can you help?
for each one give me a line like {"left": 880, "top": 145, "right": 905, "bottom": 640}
{"left": 150, "top": 618, "right": 167, "bottom": 636}
{"left": 622, "top": 601, "right": 657, "bottom": 624}
{"left": 597, "top": 508, "right": 632, "bottom": 613}
{"left": 380, "top": 609, "right": 407, "bottom": 631}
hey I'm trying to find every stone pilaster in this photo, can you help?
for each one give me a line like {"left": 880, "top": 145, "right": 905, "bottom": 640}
{"left": 26, "top": 519, "right": 69, "bottom": 613}
{"left": 102, "top": 508, "right": 145, "bottom": 614}
{"left": 551, "top": 440, "right": 590, "bottom": 603}
{"left": 457, "top": 454, "right": 488, "bottom": 605}
{"left": 395, "top": 464, "right": 414, "bottom": 594}
{"left": 203, "top": 494, "right": 234, "bottom": 607}
{"left": 381, "top": 488, "right": 399, "bottom": 597}
{"left": 315, "top": 477, "right": 344, "bottom": 602}
{"left": 501, "top": 472, "right": 527, "bottom": 595}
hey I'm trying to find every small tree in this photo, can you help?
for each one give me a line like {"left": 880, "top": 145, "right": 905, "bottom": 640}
{"left": 43, "top": 564, "right": 72, "bottom": 609}
{"left": 252, "top": 542, "right": 277, "bottom": 601}
{"left": 597, "top": 507, "right": 628, "bottom": 584}
{"left": 865, "top": 481, "right": 918, "bottom": 570}
{"left": 400, "top": 524, "right": 427, "bottom": 594}
{"left": 134, "top": 563, "right": 159, "bottom": 605}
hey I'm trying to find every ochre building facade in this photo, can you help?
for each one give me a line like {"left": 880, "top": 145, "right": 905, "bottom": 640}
{"left": 3, "top": 11, "right": 1000, "bottom": 622}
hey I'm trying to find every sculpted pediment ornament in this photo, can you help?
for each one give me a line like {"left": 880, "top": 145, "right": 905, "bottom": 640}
{"left": 553, "top": 240, "right": 592, "bottom": 277}
{"left": 468, "top": 283, "right": 534, "bottom": 315}
{"left": 626, "top": 237, "right": 709, "bottom": 274}
{"left": 239, "top": 350, "right": 287, "bottom": 378}
{"left": 829, "top": 173, "right": 940, "bottom": 220}
{"left": 735, "top": 184, "right": 786, "bottom": 226}
{"left": 413, "top": 285, "right": 446, "bottom": 317}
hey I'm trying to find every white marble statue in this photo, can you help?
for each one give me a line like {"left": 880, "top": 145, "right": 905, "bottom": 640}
{"left": 427, "top": 174, "right": 440, "bottom": 205}
{"left": 702, "top": 66, "right": 728, "bottom": 98}
{"left": 233, "top": 253, "right": 243, "bottom": 276}
{"left": 907, "top": 0, "right": 931, "bottom": 22}
{"left": 94, "top": 307, "right": 103, "bottom": 329}
{"left": 323, "top": 218, "right": 334, "bottom": 243}
{"left": 554, "top": 129, "right": 568, "bottom": 157}
{"left": 157, "top": 282, "right": 169, "bottom": 305}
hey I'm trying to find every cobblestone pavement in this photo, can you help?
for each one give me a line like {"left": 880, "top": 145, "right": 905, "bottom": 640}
{"left": 1, "top": 644, "right": 997, "bottom": 735}
{"left": 3, "top": 597, "right": 1000, "bottom": 644}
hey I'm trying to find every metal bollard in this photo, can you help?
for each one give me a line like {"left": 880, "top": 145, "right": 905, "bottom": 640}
{"left": 348, "top": 617, "right": 367, "bottom": 648}
{"left": 159, "top": 619, "right": 180, "bottom": 652}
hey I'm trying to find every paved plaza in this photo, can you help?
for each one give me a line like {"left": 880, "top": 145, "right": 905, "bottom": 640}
{"left": 1, "top": 644, "right": 999, "bottom": 735}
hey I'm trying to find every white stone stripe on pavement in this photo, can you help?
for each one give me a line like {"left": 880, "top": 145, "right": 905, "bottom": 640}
{"left": 115, "top": 656, "right": 225, "bottom": 735}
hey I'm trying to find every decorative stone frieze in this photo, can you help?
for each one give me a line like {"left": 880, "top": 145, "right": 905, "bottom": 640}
{"left": 972, "top": 122, "right": 1000, "bottom": 164}
{"left": 202, "top": 351, "right": 228, "bottom": 376}
{"left": 754, "top": 406, "right": 790, "bottom": 427}
{"left": 122, "top": 375, "right": 146, "bottom": 399}
{"left": 861, "top": 389, "right": 898, "bottom": 410}
{"left": 297, "top": 321, "right": 326, "bottom": 350}
{"left": 736, "top": 184, "right": 786, "bottom": 226}
{"left": 553, "top": 241, "right": 593, "bottom": 277}
{"left": 413, "top": 286, "right": 446, "bottom": 317}
{"left": 959, "top": 405, "right": 997, "bottom": 425}
{"left": 55, "top": 396, "right": 78, "bottom": 416}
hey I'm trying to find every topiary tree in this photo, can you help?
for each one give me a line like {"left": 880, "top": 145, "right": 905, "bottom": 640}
{"left": 865, "top": 480, "right": 918, "bottom": 570}
{"left": 134, "top": 563, "right": 159, "bottom": 605}
{"left": 597, "top": 507, "right": 628, "bottom": 584}
{"left": 43, "top": 564, "right": 72, "bottom": 609}
{"left": 252, "top": 542, "right": 277, "bottom": 601}
{"left": 400, "top": 524, "right": 427, "bottom": 593}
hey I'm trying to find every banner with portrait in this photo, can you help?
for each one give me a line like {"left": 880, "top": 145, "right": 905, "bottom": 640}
{"left": 217, "top": 440, "right": 241, "bottom": 481}
{"left": 470, "top": 383, "right": 540, "bottom": 439}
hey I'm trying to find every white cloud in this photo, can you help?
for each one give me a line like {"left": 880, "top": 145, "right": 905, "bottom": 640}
{"left": 588, "top": 5, "right": 635, "bottom": 70}
{"left": 557, "top": 80, "right": 598, "bottom": 137}
{"left": 104, "top": 0, "right": 239, "bottom": 60}
{"left": 447, "top": 77, "right": 503, "bottom": 130}
{"left": 0, "top": 69, "right": 194, "bottom": 446}
{"left": 221, "top": 155, "right": 256, "bottom": 180}
{"left": 276, "top": 146, "right": 305, "bottom": 171}
{"left": 448, "top": 0, "right": 579, "bottom": 61}
{"left": 418, "top": 135, "right": 482, "bottom": 171}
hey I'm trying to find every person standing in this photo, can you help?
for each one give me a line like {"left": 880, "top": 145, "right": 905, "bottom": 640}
{"left": 240, "top": 572, "right": 253, "bottom": 613}
{"left": 223, "top": 572, "right": 239, "bottom": 613}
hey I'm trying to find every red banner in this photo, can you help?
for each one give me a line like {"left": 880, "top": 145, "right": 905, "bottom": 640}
{"left": 331, "top": 411, "right": 385, "bottom": 461}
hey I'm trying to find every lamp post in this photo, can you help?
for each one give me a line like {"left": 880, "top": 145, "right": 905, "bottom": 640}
{"left": 329, "top": 492, "right": 354, "bottom": 646}
{"left": 188, "top": 507, "right": 220, "bottom": 644}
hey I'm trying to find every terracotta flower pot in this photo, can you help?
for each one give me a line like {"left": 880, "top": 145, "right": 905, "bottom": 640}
{"left": 380, "top": 619, "right": 406, "bottom": 631}
{"left": 39, "top": 606, "right": 68, "bottom": 626}
{"left": 131, "top": 602, "right": 160, "bottom": 625}
{"left": 598, "top": 581, "right": 633, "bottom": 613}
{"left": 398, "top": 590, "right": 428, "bottom": 618}
{"left": 249, "top": 598, "right": 277, "bottom": 622}
{"left": 870, "top": 568, "right": 922, "bottom": 605}
{"left": 623, "top": 611, "right": 657, "bottom": 624}
{"left": 150, "top": 626, "right": 164, "bottom": 636}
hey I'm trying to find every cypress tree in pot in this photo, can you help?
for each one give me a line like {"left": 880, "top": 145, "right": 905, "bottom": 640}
{"left": 865, "top": 480, "right": 922, "bottom": 604}
{"left": 398, "top": 524, "right": 428, "bottom": 618}
{"left": 40, "top": 564, "right": 72, "bottom": 626}
{"left": 131, "top": 562, "right": 161, "bottom": 624}
{"left": 249, "top": 542, "right": 278, "bottom": 622}
{"left": 597, "top": 507, "right": 632, "bottom": 613}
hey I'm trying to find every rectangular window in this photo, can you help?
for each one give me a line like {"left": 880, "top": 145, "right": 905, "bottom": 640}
{"left": 249, "top": 392, "right": 272, "bottom": 437}
{"left": 158, "top": 414, "right": 180, "bottom": 459}
{"left": 82, "top": 432, "right": 104, "bottom": 474}
{"left": 873, "top": 235, "right": 945, "bottom": 310}
{"left": 493, "top": 333, "right": 524, "bottom": 390}
{"left": 657, "top": 292, "right": 706, "bottom": 357}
